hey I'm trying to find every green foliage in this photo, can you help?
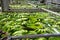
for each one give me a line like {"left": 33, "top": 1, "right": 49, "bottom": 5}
{"left": 0, "top": 12, "right": 60, "bottom": 40}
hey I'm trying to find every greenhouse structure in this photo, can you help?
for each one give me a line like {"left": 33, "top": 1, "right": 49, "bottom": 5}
{"left": 0, "top": 0, "right": 60, "bottom": 40}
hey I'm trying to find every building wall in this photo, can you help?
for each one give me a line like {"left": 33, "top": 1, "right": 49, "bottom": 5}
{"left": 53, "top": 0, "right": 60, "bottom": 4}
{"left": 45, "top": 0, "right": 52, "bottom": 4}
{"left": 45, "top": 0, "right": 60, "bottom": 4}
{"left": 44, "top": 0, "right": 60, "bottom": 8}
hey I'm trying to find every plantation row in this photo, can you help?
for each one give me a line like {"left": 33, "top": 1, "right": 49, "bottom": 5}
{"left": 0, "top": 12, "right": 60, "bottom": 40}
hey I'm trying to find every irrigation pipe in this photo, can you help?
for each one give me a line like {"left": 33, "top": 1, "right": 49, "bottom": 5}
{"left": 7, "top": 34, "right": 60, "bottom": 40}
{"left": 41, "top": 8, "right": 60, "bottom": 16}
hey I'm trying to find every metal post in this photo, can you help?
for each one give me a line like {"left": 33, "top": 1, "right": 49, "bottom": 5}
{"left": 1, "top": 0, "right": 9, "bottom": 12}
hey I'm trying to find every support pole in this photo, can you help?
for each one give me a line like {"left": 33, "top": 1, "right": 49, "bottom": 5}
{"left": 1, "top": 0, "right": 9, "bottom": 12}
